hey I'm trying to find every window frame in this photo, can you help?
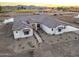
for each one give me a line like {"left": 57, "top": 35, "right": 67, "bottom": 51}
{"left": 23, "top": 29, "right": 30, "bottom": 35}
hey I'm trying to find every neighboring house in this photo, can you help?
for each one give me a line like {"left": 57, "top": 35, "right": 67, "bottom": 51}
{"left": 74, "top": 14, "right": 79, "bottom": 23}
{"left": 29, "top": 15, "right": 79, "bottom": 35}
{"left": 12, "top": 16, "right": 33, "bottom": 39}
{"left": 74, "top": 14, "right": 79, "bottom": 18}
{"left": 3, "top": 18, "right": 14, "bottom": 24}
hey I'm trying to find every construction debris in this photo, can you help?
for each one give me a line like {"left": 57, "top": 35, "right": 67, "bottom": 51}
{"left": 33, "top": 31, "right": 43, "bottom": 44}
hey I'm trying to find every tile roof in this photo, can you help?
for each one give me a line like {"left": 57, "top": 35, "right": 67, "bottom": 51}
{"left": 12, "top": 14, "right": 68, "bottom": 30}
{"left": 29, "top": 14, "right": 68, "bottom": 28}
{"left": 12, "top": 15, "right": 31, "bottom": 30}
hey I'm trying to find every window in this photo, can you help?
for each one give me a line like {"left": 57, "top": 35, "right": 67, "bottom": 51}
{"left": 16, "top": 31, "right": 18, "bottom": 33}
{"left": 58, "top": 28, "right": 62, "bottom": 32}
{"left": 58, "top": 26, "right": 64, "bottom": 32}
{"left": 63, "top": 26, "right": 66, "bottom": 29}
{"left": 37, "top": 24, "right": 40, "bottom": 30}
{"left": 52, "top": 28, "right": 53, "bottom": 31}
{"left": 37, "top": 24, "right": 40, "bottom": 28}
{"left": 26, "top": 21, "right": 30, "bottom": 24}
{"left": 23, "top": 29, "right": 30, "bottom": 35}
{"left": 24, "top": 31, "right": 29, "bottom": 35}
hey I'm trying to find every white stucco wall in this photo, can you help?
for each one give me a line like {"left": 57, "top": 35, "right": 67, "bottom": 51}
{"left": 55, "top": 26, "right": 79, "bottom": 35}
{"left": 40, "top": 24, "right": 79, "bottom": 35}
{"left": 40, "top": 24, "right": 55, "bottom": 35}
{"left": 13, "top": 28, "right": 33, "bottom": 39}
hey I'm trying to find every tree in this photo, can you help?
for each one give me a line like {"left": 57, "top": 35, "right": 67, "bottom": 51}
{"left": 57, "top": 7, "right": 63, "bottom": 10}
{"left": 0, "top": 6, "right": 2, "bottom": 12}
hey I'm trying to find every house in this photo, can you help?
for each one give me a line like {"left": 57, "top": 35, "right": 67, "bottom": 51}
{"left": 29, "top": 15, "right": 79, "bottom": 35}
{"left": 74, "top": 14, "right": 79, "bottom": 18}
{"left": 74, "top": 14, "right": 79, "bottom": 23}
{"left": 12, "top": 16, "right": 33, "bottom": 39}
{"left": 3, "top": 18, "right": 14, "bottom": 24}
{"left": 4, "top": 14, "right": 79, "bottom": 39}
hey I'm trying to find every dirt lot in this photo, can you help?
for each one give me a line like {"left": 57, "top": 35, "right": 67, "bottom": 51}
{"left": 56, "top": 12, "right": 79, "bottom": 28}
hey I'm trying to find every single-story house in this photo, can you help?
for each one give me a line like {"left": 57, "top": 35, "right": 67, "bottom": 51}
{"left": 5, "top": 14, "right": 79, "bottom": 39}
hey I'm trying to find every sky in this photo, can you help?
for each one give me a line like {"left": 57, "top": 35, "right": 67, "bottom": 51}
{"left": 0, "top": 0, "right": 79, "bottom": 7}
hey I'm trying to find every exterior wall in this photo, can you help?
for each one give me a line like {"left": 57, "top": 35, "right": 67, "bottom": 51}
{"left": 13, "top": 28, "right": 33, "bottom": 39}
{"left": 55, "top": 26, "right": 79, "bottom": 35}
{"left": 40, "top": 24, "right": 55, "bottom": 35}
{"left": 40, "top": 24, "right": 79, "bottom": 35}
{"left": 40, "top": 24, "right": 67, "bottom": 35}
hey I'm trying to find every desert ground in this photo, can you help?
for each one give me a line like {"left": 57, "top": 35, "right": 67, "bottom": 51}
{"left": 0, "top": 12, "right": 79, "bottom": 57}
